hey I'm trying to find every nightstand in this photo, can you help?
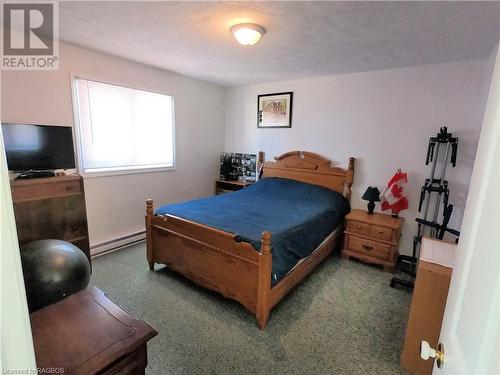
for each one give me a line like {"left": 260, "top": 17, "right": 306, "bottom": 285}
{"left": 215, "top": 179, "right": 253, "bottom": 195}
{"left": 342, "top": 209, "right": 403, "bottom": 272}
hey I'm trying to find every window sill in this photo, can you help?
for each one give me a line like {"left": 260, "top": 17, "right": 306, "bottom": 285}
{"left": 80, "top": 165, "right": 176, "bottom": 179}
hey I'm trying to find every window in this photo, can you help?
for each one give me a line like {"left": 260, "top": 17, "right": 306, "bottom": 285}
{"left": 73, "top": 78, "right": 174, "bottom": 176}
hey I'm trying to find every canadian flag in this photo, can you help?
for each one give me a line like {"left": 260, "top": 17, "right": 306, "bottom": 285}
{"left": 380, "top": 170, "right": 409, "bottom": 214}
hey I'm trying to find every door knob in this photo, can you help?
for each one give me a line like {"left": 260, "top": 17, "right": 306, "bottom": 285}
{"left": 420, "top": 341, "right": 444, "bottom": 368}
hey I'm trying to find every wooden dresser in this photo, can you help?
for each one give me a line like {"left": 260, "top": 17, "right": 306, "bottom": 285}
{"left": 402, "top": 237, "right": 455, "bottom": 375}
{"left": 342, "top": 209, "right": 403, "bottom": 272}
{"left": 10, "top": 175, "right": 91, "bottom": 262}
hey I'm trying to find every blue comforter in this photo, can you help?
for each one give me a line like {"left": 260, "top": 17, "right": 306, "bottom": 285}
{"left": 155, "top": 177, "right": 350, "bottom": 285}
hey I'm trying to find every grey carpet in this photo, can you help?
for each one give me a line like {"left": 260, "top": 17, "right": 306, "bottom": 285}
{"left": 91, "top": 243, "right": 412, "bottom": 375}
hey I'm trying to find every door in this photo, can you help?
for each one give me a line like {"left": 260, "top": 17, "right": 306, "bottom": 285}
{"left": 0, "top": 128, "right": 37, "bottom": 369}
{"left": 434, "top": 46, "right": 500, "bottom": 374}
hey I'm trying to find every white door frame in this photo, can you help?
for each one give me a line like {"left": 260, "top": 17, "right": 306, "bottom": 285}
{"left": 0, "top": 127, "right": 37, "bottom": 371}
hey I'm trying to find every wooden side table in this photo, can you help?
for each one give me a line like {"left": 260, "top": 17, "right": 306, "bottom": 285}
{"left": 30, "top": 286, "right": 157, "bottom": 374}
{"left": 342, "top": 209, "right": 403, "bottom": 272}
{"left": 215, "top": 179, "right": 253, "bottom": 195}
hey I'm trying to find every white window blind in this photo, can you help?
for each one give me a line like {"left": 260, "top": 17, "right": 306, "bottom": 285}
{"left": 74, "top": 78, "right": 174, "bottom": 175}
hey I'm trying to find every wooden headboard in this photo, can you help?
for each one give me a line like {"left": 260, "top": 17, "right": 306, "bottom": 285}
{"left": 259, "top": 151, "right": 355, "bottom": 200}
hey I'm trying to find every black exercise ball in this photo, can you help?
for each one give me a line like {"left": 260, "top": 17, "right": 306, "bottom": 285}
{"left": 21, "top": 239, "right": 91, "bottom": 312}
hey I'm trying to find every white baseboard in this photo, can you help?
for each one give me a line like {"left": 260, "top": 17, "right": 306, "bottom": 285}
{"left": 91, "top": 231, "right": 145, "bottom": 258}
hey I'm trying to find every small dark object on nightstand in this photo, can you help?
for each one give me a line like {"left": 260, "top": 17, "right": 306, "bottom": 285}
{"left": 362, "top": 186, "right": 381, "bottom": 214}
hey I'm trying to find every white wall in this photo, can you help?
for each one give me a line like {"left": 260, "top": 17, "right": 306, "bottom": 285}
{"left": 1, "top": 43, "right": 225, "bottom": 252}
{"left": 225, "top": 59, "right": 494, "bottom": 255}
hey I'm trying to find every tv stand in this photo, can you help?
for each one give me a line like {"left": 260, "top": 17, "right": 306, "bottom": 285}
{"left": 16, "top": 170, "right": 55, "bottom": 179}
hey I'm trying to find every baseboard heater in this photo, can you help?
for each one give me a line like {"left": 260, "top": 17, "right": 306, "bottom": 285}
{"left": 91, "top": 231, "right": 146, "bottom": 258}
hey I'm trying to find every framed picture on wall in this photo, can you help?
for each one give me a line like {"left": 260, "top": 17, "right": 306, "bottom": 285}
{"left": 257, "top": 92, "right": 293, "bottom": 128}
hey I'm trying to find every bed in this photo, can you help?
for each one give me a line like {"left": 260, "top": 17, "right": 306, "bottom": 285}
{"left": 145, "top": 151, "right": 355, "bottom": 329}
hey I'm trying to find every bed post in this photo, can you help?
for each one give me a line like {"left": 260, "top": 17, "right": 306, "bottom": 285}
{"left": 258, "top": 151, "right": 265, "bottom": 180}
{"left": 256, "top": 231, "right": 272, "bottom": 329}
{"left": 146, "top": 199, "right": 155, "bottom": 270}
{"left": 345, "top": 157, "right": 355, "bottom": 201}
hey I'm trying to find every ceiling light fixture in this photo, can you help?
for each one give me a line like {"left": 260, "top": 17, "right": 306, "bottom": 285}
{"left": 231, "top": 23, "right": 265, "bottom": 46}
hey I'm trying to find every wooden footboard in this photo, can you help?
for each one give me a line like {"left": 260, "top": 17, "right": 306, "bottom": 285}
{"left": 145, "top": 199, "right": 341, "bottom": 329}
{"left": 145, "top": 199, "right": 273, "bottom": 328}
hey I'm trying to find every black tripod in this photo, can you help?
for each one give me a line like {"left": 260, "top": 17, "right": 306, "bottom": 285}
{"left": 390, "top": 127, "right": 460, "bottom": 289}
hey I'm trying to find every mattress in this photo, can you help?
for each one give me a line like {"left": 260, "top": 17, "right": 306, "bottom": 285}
{"left": 155, "top": 177, "right": 350, "bottom": 285}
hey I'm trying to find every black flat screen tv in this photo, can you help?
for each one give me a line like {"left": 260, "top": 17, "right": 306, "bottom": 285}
{"left": 2, "top": 123, "right": 76, "bottom": 171}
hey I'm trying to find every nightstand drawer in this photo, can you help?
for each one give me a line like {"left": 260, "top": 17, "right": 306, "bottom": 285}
{"left": 349, "top": 221, "right": 370, "bottom": 236}
{"left": 369, "top": 225, "right": 393, "bottom": 242}
{"left": 348, "top": 235, "right": 391, "bottom": 261}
